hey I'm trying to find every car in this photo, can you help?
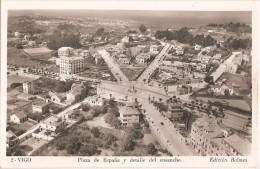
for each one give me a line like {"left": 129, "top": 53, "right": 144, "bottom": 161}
{"left": 160, "top": 122, "right": 164, "bottom": 125}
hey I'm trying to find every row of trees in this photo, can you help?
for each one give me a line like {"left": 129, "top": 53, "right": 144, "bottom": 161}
{"left": 155, "top": 28, "right": 216, "bottom": 47}
{"left": 207, "top": 22, "right": 252, "bottom": 34}
{"left": 224, "top": 37, "right": 252, "bottom": 50}
{"left": 47, "top": 30, "right": 81, "bottom": 50}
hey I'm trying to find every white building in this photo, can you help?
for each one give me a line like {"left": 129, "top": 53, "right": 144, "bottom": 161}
{"left": 10, "top": 111, "right": 28, "bottom": 124}
{"left": 119, "top": 106, "right": 140, "bottom": 126}
{"left": 150, "top": 45, "right": 159, "bottom": 55}
{"left": 84, "top": 96, "right": 103, "bottom": 107}
{"left": 121, "top": 36, "right": 129, "bottom": 43}
{"left": 39, "top": 116, "right": 66, "bottom": 132}
{"left": 60, "top": 56, "right": 84, "bottom": 77}
{"left": 136, "top": 53, "right": 150, "bottom": 64}
{"left": 58, "top": 47, "right": 74, "bottom": 57}
{"left": 195, "top": 45, "right": 201, "bottom": 51}
{"left": 23, "top": 81, "right": 33, "bottom": 93}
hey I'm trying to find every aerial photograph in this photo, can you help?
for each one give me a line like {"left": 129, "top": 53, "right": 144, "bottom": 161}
{"left": 6, "top": 10, "right": 252, "bottom": 157}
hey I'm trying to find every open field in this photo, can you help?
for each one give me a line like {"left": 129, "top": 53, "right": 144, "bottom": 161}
{"left": 7, "top": 75, "right": 34, "bottom": 87}
{"left": 8, "top": 47, "right": 51, "bottom": 68}
{"left": 23, "top": 47, "right": 52, "bottom": 54}
{"left": 121, "top": 67, "right": 145, "bottom": 81}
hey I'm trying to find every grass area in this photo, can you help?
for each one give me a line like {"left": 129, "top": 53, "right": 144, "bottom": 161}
{"left": 23, "top": 47, "right": 52, "bottom": 54}
{"left": 121, "top": 67, "right": 145, "bottom": 81}
{"left": 8, "top": 47, "right": 50, "bottom": 68}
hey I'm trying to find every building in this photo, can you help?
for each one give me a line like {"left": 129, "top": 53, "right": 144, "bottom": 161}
{"left": 195, "top": 44, "right": 201, "bottom": 51}
{"left": 150, "top": 45, "right": 159, "bottom": 55}
{"left": 136, "top": 53, "right": 150, "bottom": 64}
{"left": 176, "top": 48, "right": 184, "bottom": 55}
{"left": 24, "top": 34, "right": 31, "bottom": 40}
{"left": 222, "top": 110, "right": 251, "bottom": 131}
{"left": 60, "top": 56, "right": 84, "bottom": 77}
{"left": 167, "top": 103, "right": 184, "bottom": 121}
{"left": 39, "top": 115, "right": 66, "bottom": 133}
{"left": 23, "top": 81, "right": 33, "bottom": 93}
{"left": 190, "top": 116, "right": 251, "bottom": 156}
{"left": 6, "top": 131, "right": 20, "bottom": 155}
{"left": 119, "top": 106, "right": 140, "bottom": 126}
{"left": 14, "top": 32, "right": 21, "bottom": 37}
{"left": 118, "top": 54, "right": 130, "bottom": 64}
{"left": 176, "top": 85, "right": 192, "bottom": 95}
{"left": 67, "top": 83, "right": 87, "bottom": 103}
{"left": 93, "top": 53, "right": 102, "bottom": 64}
{"left": 121, "top": 36, "right": 129, "bottom": 43}
{"left": 50, "top": 92, "right": 67, "bottom": 103}
{"left": 10, "top": 111, "right": 28, "bottom": 124}
{"left": 208, "top": 85, "right": 234, "bottom": 96}
{"left": 80, "top": 50, "right": 90, "bottom": 57}
{"left": 32, "top": 101, "right": 51, "bottom": 114}
{"left": 222, "top": 134, "right": 251, "bottom": 156}
{"left": 84, "top": 95, "right": 103, "bottom": 107}
{"left": 58, "top": 47, "right": 74, "bottom": 57}
{"left": 27, "top": 41, "right": 36, "bottom": 47}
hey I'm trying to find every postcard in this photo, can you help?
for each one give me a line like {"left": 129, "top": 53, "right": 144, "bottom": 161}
{"left": 1, "top": 0, "right": 259, "bottom": 168}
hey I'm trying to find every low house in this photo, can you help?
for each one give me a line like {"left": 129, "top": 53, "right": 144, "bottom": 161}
{"left": 121, "top": 36, "right": 129, "bottom": 43}
{"left": 195, "top": 45, "right": 201, "bottom": 51}
{"left": 27, "top": 41, "right": 36, "bottom": 46}
{"left": 150, "top": 45, "right": 159, "bottom": 55}
{"left": 39, "top": 115, "right": 66, "bottom": 133}
{"left": 67, "top": 83, "right": 87, "bottom": 104}
{"left": 118, "top": 54, "right": 130, "bottom": 64}
{"left": 176, "top": 48, "right": 184, "bottom": 55}
{"left": 208, "top": 85, "right": 234, "bottom": 96}
{"left": 6, "top": 131, "right": 20, "bottom": 155}
{"left": 196, "top": 63, "right": 207, "bottom": 72}
{"left": 84, "top": 95, "right": 103, "bottom": 107}
{"left": 119, "top": 106, "right": 140, "bottom": 126}
{"left": 10, "top": 111, "right": 28, "bottom": 124}
{"left": 136, "top": 53, "right": 150, "bottom": 64}
{"left": 167, "top": 103, "right": 184, "bottom": 121}
{"left": 32, "top": 101, "right": 51, "bottom": 114}
{"left": 176, "top": 85, "right": 192, "bottom": 95}
{"left": 50, "top": 92, "right": 67, "bottom": 103}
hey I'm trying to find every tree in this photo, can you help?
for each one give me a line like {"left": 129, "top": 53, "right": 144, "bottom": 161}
{"left": 147, "top": 143, "right": 157, "bottom": 155}
{"left": 139, "top": 24, "right": 147, "bottom": 33}
{"left": 79, "top": 143, "right": 98, "bottom": 156}
{"left": 91, "top": 127, "right": 100, "bottom": 138}
{"left": 204, "top": 76, "right": 214, "bottom": 84}
{"left": 121, "top": 135, "right": 135, "bottom": 151}
{"left": 81, "top": 103, "right": 90, "bottom": 112}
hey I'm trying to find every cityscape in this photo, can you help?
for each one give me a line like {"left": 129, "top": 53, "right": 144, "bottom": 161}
{"left": 6, "top": 10, "right": 252, "bottom": 157}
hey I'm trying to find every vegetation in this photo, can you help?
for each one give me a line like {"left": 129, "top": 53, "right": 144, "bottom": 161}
{"left": 34, "top": 77, "right": 74, "bottom": 93}
{"left": 47, "top": 29, "right": 81, "bottom": 50}
{"left": 10, "top": 83, "right": 22, "bottom": 88}
{"left": 139, "top": 24, "right": 147, "bottom": 33}
{"left": 207, "top": 22, "right": 252, "bottom": 34}
{"left": 155, "top": 28, "right": 216, "bottom": 47}
{"left": 120, "top": 124, "right": 144, "bottom": 151}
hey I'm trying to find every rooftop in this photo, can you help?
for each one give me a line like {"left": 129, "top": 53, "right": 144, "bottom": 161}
{"left": 119, "top": 106, "right": 140, "bottom": 116}
{"left": 224, "top": 134, "right": 251, "bottom": 156}
{"left": 42, "top": 116, "right": 63, "bottom": 127}
{"left": 33, "top": 101, "right": 51, "bottom": 107}
{"left": 12, "top": 111, "right": 27, "bottom": 119}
